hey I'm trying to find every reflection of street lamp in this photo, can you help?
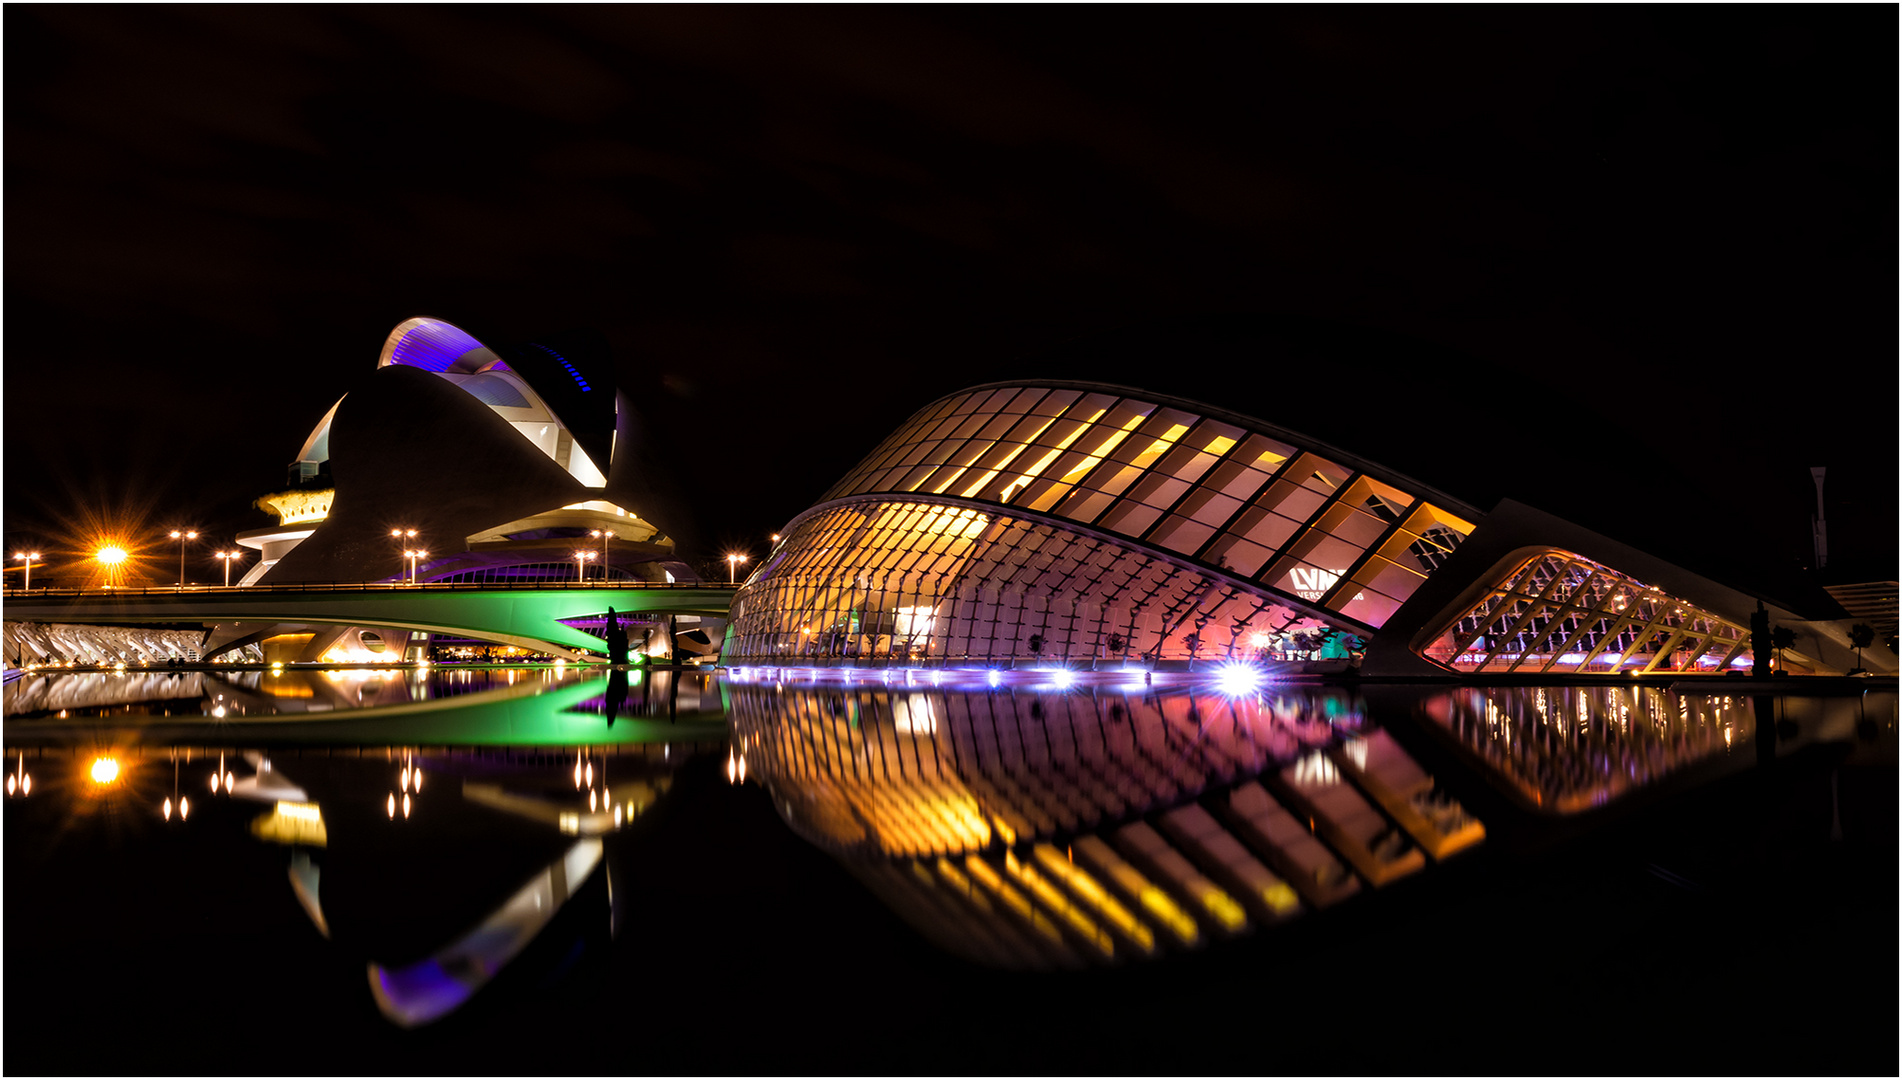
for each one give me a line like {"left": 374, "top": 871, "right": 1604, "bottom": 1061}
{"left": 169, "top": 530, "right": 198, "bottom": 589}
{"left": 590, "top": 529, "right": 614, "bottom": 582}
{"left": 726, "top": 553, "right": 748, "bottom": 584}
{"left": 12, "top": 552, "right": 39, "bottom": 592}
{"left": 214, "top": 550, "right": 242, "bottom": 587}
{"left": 573, "top": 550, "right": 596, "bottom": 583}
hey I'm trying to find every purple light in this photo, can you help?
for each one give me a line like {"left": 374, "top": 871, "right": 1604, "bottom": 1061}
{"left": 1212, "top": 661, "right": 1265, "bottom": 697}
{"left": 386, "top": 319, "right": 491, "bottom": 374}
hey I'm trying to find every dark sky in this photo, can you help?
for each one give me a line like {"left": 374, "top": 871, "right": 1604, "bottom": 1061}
{"left": 6, "top": 7, "right": 1895, "bottom": 594}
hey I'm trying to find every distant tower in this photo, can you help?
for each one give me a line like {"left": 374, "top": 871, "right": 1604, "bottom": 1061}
{"left": 1810, "top": 466, "right": 1828, "bottom": 571}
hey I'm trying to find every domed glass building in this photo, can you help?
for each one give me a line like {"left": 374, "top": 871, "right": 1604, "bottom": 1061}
{"left": 727, "top": 380, "right": 1888, "bottom": 677}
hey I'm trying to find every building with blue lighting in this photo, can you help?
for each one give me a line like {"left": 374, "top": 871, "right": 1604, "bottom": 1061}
{"left": 240, "top": 317, "right": 691, "bottom": 591}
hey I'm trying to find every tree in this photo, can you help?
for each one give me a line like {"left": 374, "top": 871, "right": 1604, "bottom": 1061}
{"left": 1026, "top": 633, "right": 1044, "bottom": 658}
{"left": 1849, "top": 623, "right": 1875, "bottom": 674}
{"left": 1183, "top": 632, "right": 1202, "bottom": 661}
{"left": 1772, "top": 625, "right": 1796, "bottom": 674}
{"left": 1105, "top": 633, "right": 1127, "bottom": 656}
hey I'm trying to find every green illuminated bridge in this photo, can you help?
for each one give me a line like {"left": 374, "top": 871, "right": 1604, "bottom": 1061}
{"left": 1, "top": 582, "right": 736, "bottom": 662}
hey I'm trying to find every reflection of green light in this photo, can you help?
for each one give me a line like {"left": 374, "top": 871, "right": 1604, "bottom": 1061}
{"left": 215, "top": 673, "right": 725, "bottom": 746}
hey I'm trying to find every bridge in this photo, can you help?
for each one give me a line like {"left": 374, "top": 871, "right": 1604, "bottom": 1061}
{"left": 1, "top": 581, "right": 736, "bottom": 663}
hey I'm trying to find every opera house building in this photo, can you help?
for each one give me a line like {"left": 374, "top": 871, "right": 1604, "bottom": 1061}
{"left": 726, "top": 380, "right": 1892, "bottom": 678}
{"left": 91, "top": 316, "right": 712, "bottom": 665}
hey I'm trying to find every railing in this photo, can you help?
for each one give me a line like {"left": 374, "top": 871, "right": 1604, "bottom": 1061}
{"left": 1, "top": 580, "right": 741, "bottom": 600}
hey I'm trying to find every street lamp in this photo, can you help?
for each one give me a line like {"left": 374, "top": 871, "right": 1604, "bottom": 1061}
{"left": 169, "top": 530, "right": 198, "bottom": 589}
{"left": 590, "top": 529, "right": 614, "bottom": 582}
{"left": 13, "top": 552, "right": 39, "bottom": 592}
{"left": 391, "top": 529, "right": 417, "bottom": 583}
{"left": 573, "top": 550, "right": 596, "bottom": 583}
{"left": 403, "top": 549, "right": 428, "bottom": 585}
{"left": 726, "top": 553, "right": 748, "bottom": 584}
{"left": 214, "top": 550, "right": 242, "bottom": 588}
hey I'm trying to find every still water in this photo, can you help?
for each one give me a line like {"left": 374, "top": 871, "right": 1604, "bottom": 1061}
{"left": 4, "top": 666, "right": 1894, "bottom": 1073}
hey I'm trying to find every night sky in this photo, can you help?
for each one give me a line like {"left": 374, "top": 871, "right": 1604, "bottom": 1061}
{"left": 6, "top": 7, "right": 1894, "bottom": 595}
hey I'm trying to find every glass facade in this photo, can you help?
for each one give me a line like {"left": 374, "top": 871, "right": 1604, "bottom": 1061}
{"left": 1418, "top": 550, "right": 1752, "bottom": 675}
{"left": 821, "top": 385, "right": 1477, "bottom": 627}
{"left": 729, "top": 500, "right": 1364, "bottom": 663}
{"left": 732, "top": 382, "right": 1481, "bottom": 663}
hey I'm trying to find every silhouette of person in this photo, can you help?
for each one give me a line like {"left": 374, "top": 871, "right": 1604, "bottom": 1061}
{"left": 604, "top": 607, "right": 630, "bottom": 666}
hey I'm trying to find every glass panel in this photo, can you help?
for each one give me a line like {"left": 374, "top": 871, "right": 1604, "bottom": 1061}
{"left": 1314, "top": 504, "right": 1389, "bottom": 549}
{"left": 1128, "top": 474, "right": 1192, "bottom": 511}
{"left": 1054, "top": 489, "right": 1115, "bottom": 524}
{"left": 1231, "top": 506, "right": 1302, "bottom": 552}
{"left": 1098, "top": 500, "right": 1164, "bottom": 539}
{"left": 1201, "top": 458, "right": 1272, "bottom": 503}
{"left": 1179, "top": 489, "right": 1243, "bottom": 528}
{"left": 1029, "top": 388, "right": 1081, "bottom": 416}
{"left": 1257, "top": 479, "right": 1328, "bottom": 522}
{"left": 1333, "top": 588, "right": 1404, "bottom": 628}
{"left": 1230, "top": 432, "right": 1297, "bottom": 475}
{"left": 1149, "top": 515, "right": 1215, "bottom": 557}
{"left": 1286, "top": 453, "right": 1351, "bottom": 495}
{"left": 1203, "top": 536, "right": 1272, "bottom": 577}
{"left": 1346, "top": 556, "right": 1426, "bottom": 604}
{"left": 1342, "top": 475, "right": 1414, "bottom": 520}
{"left": 1280, "top": 530, "right": 1364, "bottom": 575}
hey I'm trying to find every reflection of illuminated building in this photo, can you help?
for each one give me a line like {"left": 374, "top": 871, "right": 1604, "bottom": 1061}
{"left": 727, "top": 678, "right": 1483, "bottom": 968}
{"left": 1418, "top": 685, "right": 1755, "bottom": 813}
{"left": 728, "top": 382, "right": 1893, "bottom": 676}
{"left": 208, "top": 741, "right": 703, "bottom": 1026}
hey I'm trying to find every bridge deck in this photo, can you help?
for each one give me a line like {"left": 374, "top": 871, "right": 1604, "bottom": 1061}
{"left": 3, "top": 582, "right": 737, "bottom": 661}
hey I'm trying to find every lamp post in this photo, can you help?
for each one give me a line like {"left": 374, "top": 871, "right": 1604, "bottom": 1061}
{"left": 13, "top": 552, "right": 39, "bottom": 592}
{"left": 391, "top": 529, "right": 417, "bottom": 583}
{"left": 403, "top": 549, "right": 428, "bottom": 585}
{"left": 726, "top": 553, "right": 748, "bottom": 584}
{"left": 169, "top": 530, "right": 198, "bottom": 589}
{"left": 574, "top": 550, "right": 596, "bottom": 583}
{"left": 590, "top": 529, "right": 614, "bottom": 582}
{"left": 214, "top": 550, "right": 242, "bottom": 588}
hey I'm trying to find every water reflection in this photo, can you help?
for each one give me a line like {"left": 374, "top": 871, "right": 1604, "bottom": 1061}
{"left": 3, "top": 736, "right": 714, "bottom": 1028}
{"left": 5, "top": 667, "right": 727, "bottom": 748}
{"left": 1418, "top": 686, "right": 1754, "bottom": 813}
{"left": 726, "top": 677, "right": 1484, "bottom": 969}
{"left": 8, "top": 668, "right": 1890, "bottom": 1033}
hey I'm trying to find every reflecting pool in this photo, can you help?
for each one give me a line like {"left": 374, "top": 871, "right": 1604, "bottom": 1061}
{"left": 4, "top": 667, "right": 1894, "bottom": 1074}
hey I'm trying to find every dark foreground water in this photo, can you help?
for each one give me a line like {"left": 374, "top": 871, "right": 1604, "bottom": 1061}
{"left": 4, "top": 665, "right": 1896, "bottom": 1074}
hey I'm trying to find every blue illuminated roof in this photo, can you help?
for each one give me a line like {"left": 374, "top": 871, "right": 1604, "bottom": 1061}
{"left": 380, "top": 318, "right": 509, "bottom": 373}
{"left": 529, "top": 342, "right": 591, "bottom": 392}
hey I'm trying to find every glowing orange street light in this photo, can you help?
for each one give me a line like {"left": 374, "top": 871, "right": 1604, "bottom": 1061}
{"left": 573, "top": 550, "right": 596, "bottom": 583}
{"left": 403, "top": 549, "right": 428, "bottom": 585}
{"left": 95, "top": 544, "right": 129, "bottom": 589}
{"left": 214, "top": 550, "right": 243, "bottom": 588}
{"left": 726, "top": 552, "right": 748, "bottom": 584}
{"left": 13, "top": 551, "right": 40, "bottom": 592}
